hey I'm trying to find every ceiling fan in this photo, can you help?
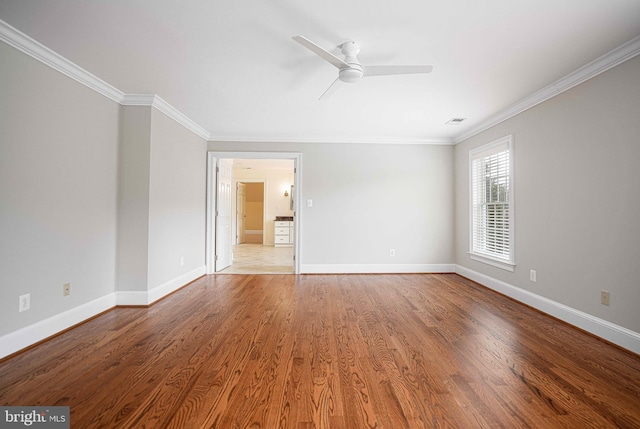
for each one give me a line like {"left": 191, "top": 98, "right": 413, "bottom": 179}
{"left": 292, "top": 35, "right": 433, "bottom": 100}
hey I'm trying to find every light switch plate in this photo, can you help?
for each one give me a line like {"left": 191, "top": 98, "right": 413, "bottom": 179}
{"left": 19, "top": 293, "right": 31, "bottom": 312}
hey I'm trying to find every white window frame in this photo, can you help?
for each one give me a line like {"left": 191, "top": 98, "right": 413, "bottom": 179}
{"left": 468, "top": 135, "right": 515, "bottom": 272}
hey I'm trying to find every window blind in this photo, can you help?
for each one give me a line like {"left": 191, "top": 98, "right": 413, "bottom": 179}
{"left": 470, "top": 138, "right": 512, "bottom": 263}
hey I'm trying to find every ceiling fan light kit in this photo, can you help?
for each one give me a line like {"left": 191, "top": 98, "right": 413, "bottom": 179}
{"left": 292, "top": 35, "right": 433, "bottom": 99}
{"left": 339, "top": 66, "right": 363, "bottom": 83}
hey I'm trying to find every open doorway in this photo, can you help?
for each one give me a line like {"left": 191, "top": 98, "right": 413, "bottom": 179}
{"left": 206, "top": 152, "right": 300, "bottom": 274}
{"left": 237, "top": 182, "right": 264, "bottom": 244}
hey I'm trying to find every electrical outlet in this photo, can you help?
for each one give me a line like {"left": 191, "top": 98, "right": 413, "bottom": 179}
{"left": 390, "top": 249, "right": 396, "bottom": 257}
{"left": 180, "top": 256, "right": 185, "bottom": 267}
{"left": 530, "top": 270, "right": 537, "bottom": 282}
{"left": 19, "top": 293, "right": 30, "bottom": 312}
{"left": 601, "top": 290, "right": 610, "bottom": 306}
{"left": 63, "top": 282, "right": 71, "bottom": 296}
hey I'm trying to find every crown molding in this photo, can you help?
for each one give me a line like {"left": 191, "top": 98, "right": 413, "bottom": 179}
{"left": 119, "top": 93, "right": 157, "bottom": 106}
{"left": 454, "top": 35, "right": 640, "bottom": 144}
{"left": 121, "top": 94, "right": 211, "bottom": 140}
{"left": 1, "top": 19, "right": 210, "bottom": 141}
{"left": 208, "top": 134, "right": 454, "bottom": 145}
{"left": 151, "top": 96, "right": 210, "bottom": 140}
{"left": 0, "top": 19, "right": 124, "bottom": 103}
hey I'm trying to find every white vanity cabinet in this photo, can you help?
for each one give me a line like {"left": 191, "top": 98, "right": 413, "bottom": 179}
{"left": 274, "top": 221, "right": 294, "bottom": 247}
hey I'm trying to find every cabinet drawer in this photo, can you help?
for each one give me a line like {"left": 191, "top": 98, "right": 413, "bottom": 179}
{"left": 275, "top": 235, "right": 290, "bottom": 243}
{"left": 275, "top": 221, "right": 291, "bottom": 227}
{"left": 275, "top": 227, "right": 289, "bottom": 235}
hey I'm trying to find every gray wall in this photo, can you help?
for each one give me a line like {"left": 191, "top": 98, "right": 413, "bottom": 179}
{"left": 117, "top": 106, "right": 207, "bottom": 294}
{"left": 117, "top": 106, "right": 152, "bottom": 292}
{"left": 209, "top": 142, "right": 455, "bottom": 269}
{"left": 1, "top": 42, "right": 208, "bottom": 341}
{"left": 147, "top": 108, "right": 207, "bottom": 289}
{"left": 0, "top": 43, "right": 120, "bottom": 335}
{"left": 454, "top": 55, "right": 640, "bottom": 333}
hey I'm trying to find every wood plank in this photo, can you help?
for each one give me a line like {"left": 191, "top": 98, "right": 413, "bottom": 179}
{"left": 1, "top": 273, "right": 639, "bottom": 428}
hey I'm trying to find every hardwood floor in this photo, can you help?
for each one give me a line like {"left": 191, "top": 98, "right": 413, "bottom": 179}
{"left": 1, "top": 274, "right": 639, "bottom": 428}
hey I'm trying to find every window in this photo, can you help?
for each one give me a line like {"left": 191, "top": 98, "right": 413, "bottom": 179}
{"left": 469, "top": 135, "right": 514, "bottom": 271}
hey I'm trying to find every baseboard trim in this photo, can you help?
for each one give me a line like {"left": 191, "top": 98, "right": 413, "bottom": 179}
{"left": 455, "top": 264, "right": 640, "bottom": 355}
{"left": 148, "top": 266, "right": 206, "bottom": 304}
{"left": 116, "top": 266, "right": 206, "bottom": 306}
{"left": 0, "top": 266, "right": 207, "bottom": 359}
{"left": 300, "top": 264, "right": 455, "bottom": 274}
{"left": 114, "top": 291, "right": 149, "bottom": 306}
{"left": 0, "top": 293, "right": 117, "bottom": 359}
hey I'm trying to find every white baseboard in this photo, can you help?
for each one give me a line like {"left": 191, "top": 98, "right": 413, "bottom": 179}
{"left": 0, "top": 293, "right": 117, "bottom": 359}
{"left": 300, "top": 263, "right": 455, "bottom": 274}
{"left": 149, "top": 266, "right": 205, "bottom": 304}
{"left": 0, "top": 266, "right": 206, "bottom": 359}
{"left": 117, "top": 265, "right": 206, "bottom": 306}
{"left": 114, "top": 290, "right": 149, "bottom": 306}
{"left": 455, "top": 264, "right": 640, "bottom": 355}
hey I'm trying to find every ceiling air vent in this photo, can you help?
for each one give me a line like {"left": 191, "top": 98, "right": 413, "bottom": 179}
{"left": 446, "top": 118, "right": 466, "bottom": 125}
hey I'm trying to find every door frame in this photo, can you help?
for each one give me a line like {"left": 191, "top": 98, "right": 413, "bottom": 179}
{"left": 206, "top": 151, "right": 302, "bottom": 274}
{"left": 236, "top": 182, "right": 247, "bottom": 245}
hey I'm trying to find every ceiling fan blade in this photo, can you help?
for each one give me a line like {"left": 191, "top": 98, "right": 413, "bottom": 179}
{"left": 319, "top": 78, "right": 342, "bottom": 100}
{"left": 363, "top": 64, "right": 433, "bottom": 77}
{"left": 292, "top": 36, "right": 349, "bottom": 69}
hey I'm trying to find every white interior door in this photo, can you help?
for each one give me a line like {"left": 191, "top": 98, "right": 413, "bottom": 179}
{"left": 237, "top": 182, "right": 246, "bottom": 244}
{"left": 215, "top": 159, "right": 233, "bottom": 271}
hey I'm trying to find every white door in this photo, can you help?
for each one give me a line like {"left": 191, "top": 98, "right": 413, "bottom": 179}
{"left": 237, "top": 182, "right": 246, "bottom": 244}
{"left": 215, "top": 159, "right": 233, "bottom": 271}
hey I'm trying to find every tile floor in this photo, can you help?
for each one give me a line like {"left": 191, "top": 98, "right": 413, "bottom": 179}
{"left": 218, "top": 243, "right": 294, "bottom": 274}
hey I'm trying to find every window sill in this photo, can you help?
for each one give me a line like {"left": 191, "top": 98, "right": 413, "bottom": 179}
{"left": 469, "top": 252, "right": 515, "bottom": 272}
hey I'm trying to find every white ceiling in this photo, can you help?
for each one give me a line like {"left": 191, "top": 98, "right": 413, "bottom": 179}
{"left": 1, "top": 0, "right": 639, "bottom": 144}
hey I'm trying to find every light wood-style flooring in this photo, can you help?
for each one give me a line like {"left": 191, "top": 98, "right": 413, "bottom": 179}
{"left": 219, "top": 244, "right": 294, "bottom": 274}
{"left": 1, "top": 274, "right": 639, "bottom": 428}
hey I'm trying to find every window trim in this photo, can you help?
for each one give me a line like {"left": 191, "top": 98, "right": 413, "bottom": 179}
{"left": 468, "top": 135, "right": 515, "bottom": 272}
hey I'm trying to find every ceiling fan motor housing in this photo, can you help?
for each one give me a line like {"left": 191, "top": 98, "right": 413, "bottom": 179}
{"left": 339, "top": 41, "right": 363, "bottom": 83}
